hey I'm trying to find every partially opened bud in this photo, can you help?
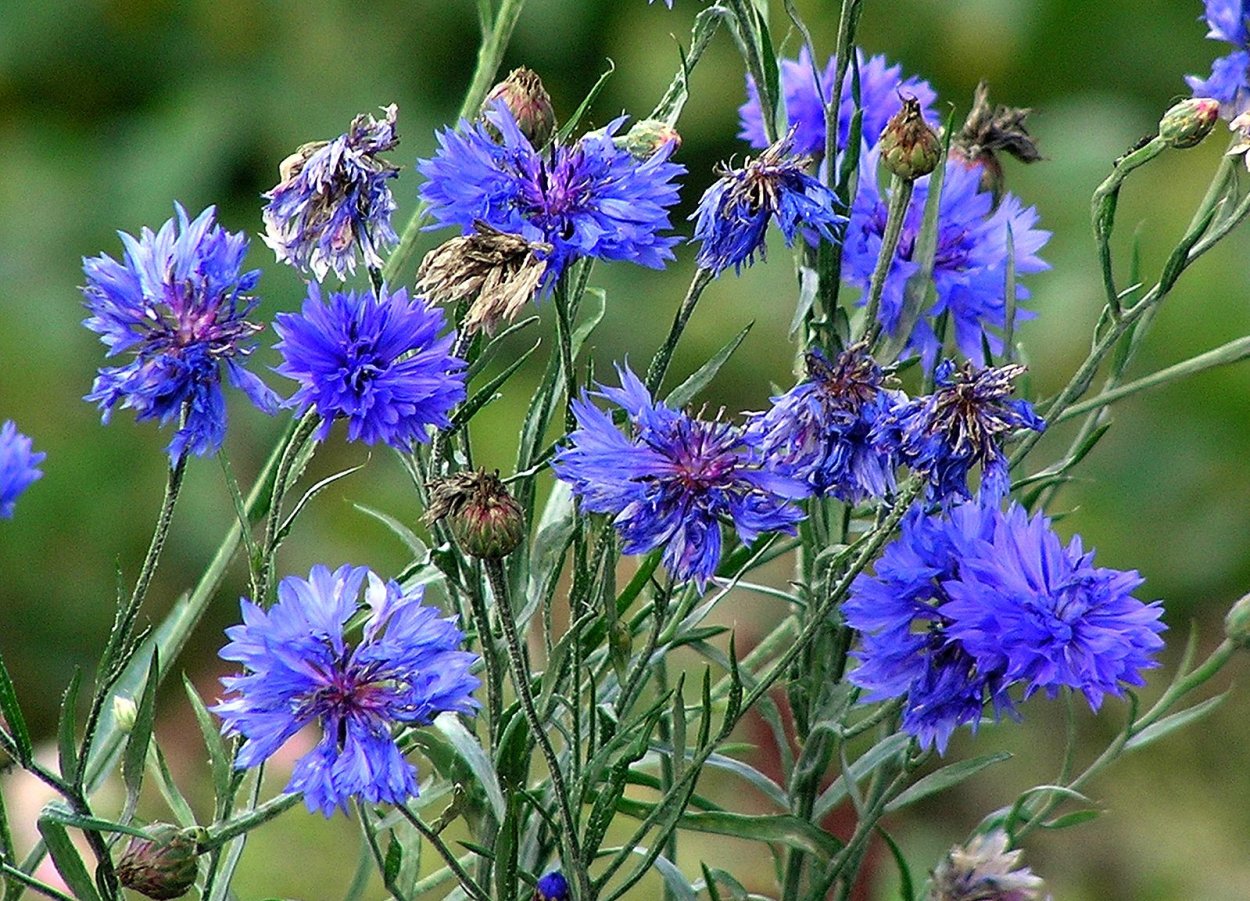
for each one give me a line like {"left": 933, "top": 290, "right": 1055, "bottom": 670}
{"left": 928, "top": 830, "right": 1044, "bottom": 901}
{"left": 879, "top": 96, "right": 942, "bottom": 180}
{"left": 1225, "top": 592, "right": 1250, "bottom": 648}
{"left": 426, "top": 470, "right": 526, "bottom": 560}
{"left": 112, "top": 695, "right": 138, "bottom": 734}
{"left": 116, "top": 824, "right": 200, "bottom": 900}
{"left": 483, "top": 67, "right": 556, "bottom": 148}
{"left": 1160, "top": 97, "right": 1220, "bottom": 149}
{"left": 618, "top": 119, "right": 682, "bottom": 159}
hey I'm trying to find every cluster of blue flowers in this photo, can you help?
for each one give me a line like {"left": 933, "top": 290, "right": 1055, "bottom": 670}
{"left": 844, "top": 501, "right": 1166, "bottom": 752}
{"left": 1188, "top": 0, "right": 1250, "bottom": 118}
{"left": 213, "top": 565, "right": 480, "bottom": 816}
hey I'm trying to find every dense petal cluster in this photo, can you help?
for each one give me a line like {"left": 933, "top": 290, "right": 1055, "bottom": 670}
{"left": 846, "top": 501, "right": 1165, "bottom": 752}
{"left": 745, "top": 345, "right": 902, "bottom": 501}
{"left": 1187, "top": 1, "right": 1250, "bottom": 117}
{"left": 692, "top": 133, "right": 843, "bottom": 274}
{"left": 213, "top": 565, "right": 479, "bottom": 816}
{"left": 262, "top": 105, "right": 400, "bottom": 280}
{"left": 82, "top": 204, "right": 279, "bottom": 461}
{"left": 554, "top": 365, "right": 806, "bottom": 588}
{"left": 419, "top": 106, "right": 683, "bottom": 287}
{"left": 273, "top": 285, "right": 465, "bottom": 449}
{"left": 842, "top": 151, "right": 1050, "bottom": 364}
{"left": 739, "top": 49, "right": 937, "bottom": 158}
{"left": 0, "top": 422, "right": 44, "bottom": 519}
{"left": 929, "top": 830, "right": 1045, "bottom": 901}
{"left": 880, "top": 360, "right": 1044, "bottom": 501}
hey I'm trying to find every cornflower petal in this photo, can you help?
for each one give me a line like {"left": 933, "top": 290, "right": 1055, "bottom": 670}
{"left": 0, "top": 422, "right": 44, "bottom": 519}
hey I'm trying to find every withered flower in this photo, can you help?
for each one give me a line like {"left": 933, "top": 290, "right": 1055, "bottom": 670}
{"left": 952, "top": 82, "right": 1042, "bottom": 201}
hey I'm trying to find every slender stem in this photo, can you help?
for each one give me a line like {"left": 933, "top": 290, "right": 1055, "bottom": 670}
{"left": 466, "top": 569, "right": 504, "bottom": 750}
{"left": 0, "top": 865, "right": 74, "bottom": 901}
{"left": 258, "top": 411, "right": 320, "bottom": 605}
{"left": 552, "top": 274, "right": 579, "bottom": 435}
{"left": 860, "top": 175, "right": 913, "bottom": 347}
{"left": 645, "top": 268, "right": 715, "bottom": 395}
{"left": 483, "top": 559, "right": 586, "bottom": 899}
{"left": 200, "top": 793, "right": 303, "bottom": 850}
{"left": 726, "top": 0, "right": 778, "bottom": 144}
{"left": 395, "top": 805, "right": 490, "bottom": 901}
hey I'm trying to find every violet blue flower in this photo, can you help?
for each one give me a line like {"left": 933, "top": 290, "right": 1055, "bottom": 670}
{"left": 82, "top": 204, "right": 279, "bottom": 461}
{"left": 0, "top": 422, "right": 44, "bottom": 519}
{"left": 535, "top": 872, "right": 570, "bottom": 900}
{"left": 213, "top": 564, "right": 479, "bottom": 817}
{"left": 1187, "top": 1, "right": 1250, "bottom": 117}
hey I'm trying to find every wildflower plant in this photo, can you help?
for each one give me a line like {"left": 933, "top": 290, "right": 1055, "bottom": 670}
{"left": 5, "top": 2, "right": 1250, "bottom": 901}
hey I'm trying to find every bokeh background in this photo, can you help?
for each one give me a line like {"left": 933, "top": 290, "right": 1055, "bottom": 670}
{"left": 3, "top": 0, "right": 1250, "bottom": 898}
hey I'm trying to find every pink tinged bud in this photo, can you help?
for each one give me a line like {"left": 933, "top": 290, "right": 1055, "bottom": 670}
{"left": 1160, "top": 98, "right": 1220, "bottom": 149}
{"left": 619, "top": 119, "right": 682, "bottom": 159}
{"left": 483, "top": 67, "right": 557, "bottom": 148}
{"left": 116, "top": 824, "right": 201, "bottom": 900}
{"left": 879, "top": 96, "right": 942, "bottom": 181}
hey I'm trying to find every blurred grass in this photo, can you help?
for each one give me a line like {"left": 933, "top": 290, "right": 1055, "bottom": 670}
{"left": 1, "top": 0, "right": 1249, "bottom": 898}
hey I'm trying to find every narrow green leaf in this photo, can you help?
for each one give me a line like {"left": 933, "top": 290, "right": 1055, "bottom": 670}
{"left": 0, "top": 654, "right": 32, "bottom": 766}
{"left": 1042, "top": 809, "right": 1102, "bottom": 830}
{"left": 122, "top": 651, "right": 160, "bottom": 816}
{"left": 451, "top": 339, "right": 540, "bottom": 430}
{"left": 875, "top": 825, "right": 915, "bottom": 901}
{"left": 665, "top": 323, "right": 752, "bottom": 409}
{"left": 352, "top": 503, "right": 428, "bottom": 559}
{"left": 789, "top": 266, "right": 820, "bottom": 338}
{"left": 813, "top": 732, "right": 910, "bottom": 820}
{"left": 628, "top": 845, "right": 696, "bottom": 901}
{"left": 1125, "top": 693, "right": 1227, "bottom": 751}
{"left": 555, "top": 60, "right": 616, "bottom": 146}
{"left": 275, "top": 463, "right": 366, "bottom": 543}
{"left": 466, "top": 315, "right": 540, "bottom": 381}
{"left": 36, "top": 814, "right": 101, "bottom": 901}
{"left": 700, "top": 863, "right": 724, "bottom": 901}
{"left": 147, "top": 740, "right": 198, "bottom": 828}
{"left": 383, "top": 833, "right": 403, "bottom": 886}
{"left": 35, "top": 806, "right": 148, "bottom": 840}
{"left": 433, "top": 712, "right": 506, "bottom": 822}
{"left": 702, "top": 752, "right": 787, "bottom": 810}
{"left": 57, "top": 670, "right": 81, "bottom": 785}
{"left": 886, "top": 752, "right": 1012, "bottom": 812}
{"left": 183, "top": 675, "right": 232, "bottom": 817}
{"left": 616, "top": 801, "right": 840, "bottom": 861}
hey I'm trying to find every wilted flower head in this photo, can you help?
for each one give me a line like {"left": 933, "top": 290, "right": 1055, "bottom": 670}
{"left": 535, "top": 872, "right": 570, "bottom": 900}
{"left": 928, "top": 830, "right": 1044, "bottom": 901}
{"left": 842, "top": 150, "right": 1050, "bottom": 365}
{"left": 692, "top": 132, "right": 844, "bottom": 274}
{"left": 416, "top": 222, "right": 550, "bottom": 334}
{"left": 739, "top": 48, "right": 937, "bottom": 158}
{"left": 82, "top": 204, "right": 279, "bottom": 461}
{"left": 425, "top": 469, "right": 526, "bottom": 559}
{"left": 262, "top": 104, "right": 400, "bottom": 280}
{"left": 116, "top": 824, "right": 200, "bottom": 900}
{"left": 745, "top": 344, "right": 903, "bottom": 501}
{"left": 881, "top": 360, "right": 1044, "bottom": 500}
{"left": 554, "top": 364, "right": 807, "bottom": 589}
{"left": 1186, "top": 1, "right": 1250, "bottom": 118}
{"left": 213, "top": 564, "right": 479, "bottom": 816}
{"left": 420, "top": 105, "right": 683, "bottom": 288}
{"left": 0, "top": 421, "right": 44, "bottom": 519}
{"left": 951, "top": 82, "right": 1042, "bottom": 200}
{"left": 273, "top": 284, "right": 465, "bottom": 449}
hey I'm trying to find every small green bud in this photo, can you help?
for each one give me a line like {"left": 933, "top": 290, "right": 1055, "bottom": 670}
{"left": 1159, "top": 97, "right": 1220, "bottom": 149}
{"left": 1225, "top": 592, "right": 1250, "bottom": 648}
{"left": 112, "top": 695, "right": 138, "bottom": 734}
{"left": 426, "top": 470, "right": 526, "bottom": 560}
{"left": 616, "top": 119, "right": 682, "bottom": 159}
{"left": 879, "top": 96, "right": 942, "bottom": 181}
{"left": 116, "top": 824, "right": 200, "bottom": 900}
{"left": 483, "top": 67, "right": 556, "bottom": 148}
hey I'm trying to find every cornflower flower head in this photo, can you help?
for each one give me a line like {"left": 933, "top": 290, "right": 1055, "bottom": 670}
{"left": 262, "top": 104, "right": 400, "bottom": 280}
{"left": 272, "top": 284, "right": 465, "bottom": 450}
{"left": 844, "top": 502, "right": 1015, "bottom": 753}
{"left": 880, "top": 360, "right": 1044, "bottom": 501}
{"left": 82, "top": 204, "right": 279, "bottom": 461}
{"left": 213, "top": 564, "right": 479, "bottom": 817}
{"left": 1187, "top": 1, "right": 1250, "bottom": 117}
{"left": 691, "top": 132, "right": 844, "bottom": 274}
{"left": 928, "top": 830, "right": 1045, "bottom": 901}
{"left": 842, "top": 151, "right": 1050, "bottom": 365}
{"left": 940, "top": 503, "right": 1166, "bottom": 710}
{"left": 553, "top": 364, "right": 807, "bottom": 589}
{"left": 739, "top": 48, "right": 937, "bottom": 159}
{"left": 744, "top": 344, "right": 903, "bottom": 501}
{"left": 419, "top": 105, "right": 683, "bottom": 288}
{"left": 0, "top": 422, "right": 44, "bottom": 519}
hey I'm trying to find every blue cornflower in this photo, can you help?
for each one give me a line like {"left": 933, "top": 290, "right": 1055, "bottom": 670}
{"left": 0, "top": 422, "right": 44, "bottom": 519}
{"left": 739, "top": 48, "right": 937, "bottom": 159}
{"left": 1187, "top": 1, "right": 1250, "bottom": 117}
{"left": 554, "top": 365, "right": 807, "bottom": 589}
{"left": 691, "top": 133, "right": 844, "bottom": 274}
{"left": 262, "top": 105, "right": 400, "bottom": 280}
{"left": 744, "top": 344, "right": 903, "bottom": 501}
{"left": 213, "top": 564, "right": 479, "bottom": 817}
{"left": 879, "top": 360, "right": 1044, "bottom": 501}
{"left": 82, "top": 204, "right": 279, "bottom": 461}
{"left": 273, "top": 284, "right": 465, "bottom": 450}
{"left": 534, "top": 872, "right": 570, "bottom": 900}
{"left": 419, "top": 106, "right": 683, "bottom": 287}
{"left": 941, "top": 504, "right": 1165, "bottom": 710}
{"left": 842, "top": 150, "right": 1050, "bottom": 365}
{"left": 844, "top": 502, "right": 1016, "bottom": 753}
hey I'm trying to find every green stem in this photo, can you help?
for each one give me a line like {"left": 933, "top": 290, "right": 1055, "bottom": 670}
{"left": 552, "top": 274, "right": 579, "bottom": 436}
{"left": 645, "top": 268, "right": 715, "bottom": 395}
{"left": 200, "top": 793, "right": 303, "bottom": 850}
{"left": 395, "top": 805, "right": 490, "bottom": 901}
{"left": 726, "top": 0, "right": 779, "bottom": 144}
{"left": 0, "top": 865, "right": 75, "bottom": 901}
{"left": 258, "top": 411, "right": 320, "bottom": 605}
{"left": 860, "top": 175, "right": 913, "bottom": 347}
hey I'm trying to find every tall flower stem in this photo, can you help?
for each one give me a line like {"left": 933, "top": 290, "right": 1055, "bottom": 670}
{"left": 483, "top": 558, "right": 586, "bottom": 899}
{"left": 257, "top": 411, "right": 321, "bottom": 605}
{"left": 645, "top": 267, "right": 715, "bottom": 395}
{"left": 396, "top": 804, "right": 491, "bottom": 901}
{"left": 552, "top": 273, "right": 580, "bottom": 434}
{"left": 860, "top": 174, "right": 913, "bottom": 347}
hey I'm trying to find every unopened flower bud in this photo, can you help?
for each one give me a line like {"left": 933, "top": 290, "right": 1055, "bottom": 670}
{"left": 879, "top": 96, "right": 942, "bottom": 181}
{"left": 534, "top": 871, "right": 570, "bottom": 900}
{"left": 617, "top": 119, "right": 682, "bottom": 159}
{"left": 112, "top": 696, "right": 138, "bottom": 734}
{"left": 928, "top": 830, "right": 1044, "bottom": 901}
{"left": 1225, "top": 592, "right": 1250, "bottom": 648}
{"left": 426, "top": 470, "right": 526, "bottom": 559}
{"left": 483, "top": 67, "right": 556, "bottom": 148}
{"left": 1159, "top": 97, "right": 1220, "bottom": 149}
{"left": 116, "top": 824, "right": 201, "bottom": 900}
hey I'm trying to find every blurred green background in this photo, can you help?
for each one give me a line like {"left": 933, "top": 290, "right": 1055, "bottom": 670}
{"left": 2, "top": 0, "right": 1250, "bottom": 898}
